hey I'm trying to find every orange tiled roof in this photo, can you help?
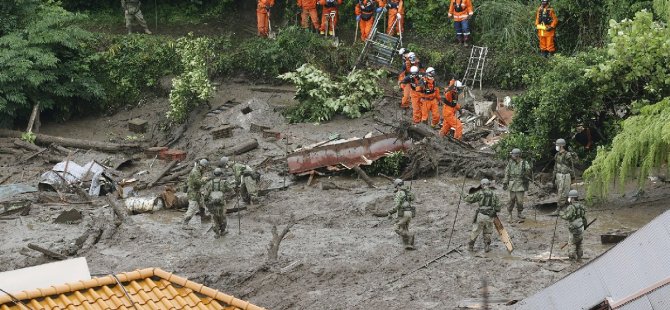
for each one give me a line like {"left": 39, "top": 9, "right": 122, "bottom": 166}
{"left": 0, "top": 268, "right": 265, "bottom": 310}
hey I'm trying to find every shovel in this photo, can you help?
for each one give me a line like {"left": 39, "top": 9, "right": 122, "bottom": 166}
{"left": 353, "top": 18, "right": 359, "bottom": 45}
{"left": 267, "top": 11, "right": 276, "bottom": 39}
{"left": 328, "top": 12, "right": 339, "bottom": 47}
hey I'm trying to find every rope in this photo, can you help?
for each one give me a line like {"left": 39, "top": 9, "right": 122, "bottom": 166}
{"left": 0, "top": 287, "right": 35, "bottom": 310}
{"left": 111, "top": 275, "right": 140, "bottom": 310}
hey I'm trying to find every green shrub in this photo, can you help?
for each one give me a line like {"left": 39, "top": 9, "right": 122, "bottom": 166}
{"left": 362, "top": 151, "right": 409, "bottom": 177}
{"left": 279, "top": 64, "right": 384, "bottom": 123}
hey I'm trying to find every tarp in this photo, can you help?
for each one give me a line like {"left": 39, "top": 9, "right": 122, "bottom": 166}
{"left": 0, "top": 183, "right": 37, "bottom": 202}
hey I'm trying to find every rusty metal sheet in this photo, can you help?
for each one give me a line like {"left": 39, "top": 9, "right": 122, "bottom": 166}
{"left": 287, "top": 134, "right": 412, "bottom": 174}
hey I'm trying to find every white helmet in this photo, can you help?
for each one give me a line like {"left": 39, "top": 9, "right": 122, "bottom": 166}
{"left": 426, "top": 67, "right": 435, "bottom": 77}
{"left": 455, "top": 80, "right": 463, "bottom": 88}
{"left": 408, "top": 52, "right": 416, "bottom": 61}
{"left": 409, "top": 66, "right": 419, "bottom": 74}
{"left": 398, "top": 48, "right": 407, "bottom": 55}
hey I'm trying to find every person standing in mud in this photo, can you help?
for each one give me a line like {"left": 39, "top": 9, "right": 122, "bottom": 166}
{"left": 554, "top": 138, "right": 576, "bottom": 211}
{"left": 559, "top": 190, "right": 587, "bottom": 259}
{"left": 464, "top": 178, "right": 501, "bottom": 252}
{"left": 386, "top": 179, "right": 416, "bottom": 250}
{"left": 183, "top": 159, "right": 209, "bottom": 227}
{"left": 202, "top": 168, "right": 232, "bottom": 238}
{"left": 121, "top": 0, "right": 152, "bottom": 34}
{"left": 502, "top": 148, "right": 531, "bottom": 221}
{"left": 220, "top": 157, "right": 260, "bottom": 204}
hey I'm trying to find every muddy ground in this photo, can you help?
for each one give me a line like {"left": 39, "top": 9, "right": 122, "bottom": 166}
{"left": 1, "top": 80, "right": 669, "bottom": 309}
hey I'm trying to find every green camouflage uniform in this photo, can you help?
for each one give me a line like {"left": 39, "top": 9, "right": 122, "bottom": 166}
{"left": 559, "top": 201, "right": 587, "bottom": 259}
{"left": 121, "top": 0, "right": 150, "bottom": 34}
{"left": 502, "top": 158, "right": 531, "bottom": 217}
{"left": 554, "top": 151, "right": 576, "bottom": 208}
{"left": 183, "top": 165, "right": 206, "bottom": 225}
{"left": 465, "top": 188, "right": 501, "bottom": 252}
{"left": 388, "top": 187, "right": 416, "bottom": 250}
{"left": 202, "top": 177, "right": 232, "bottom": 237}
{"left": 232, "top": 162, "right": 259, "bottom": 204}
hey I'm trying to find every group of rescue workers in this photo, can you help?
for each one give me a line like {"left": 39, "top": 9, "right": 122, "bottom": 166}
{"left": 391, "top": 139, "right": 587, "bottom": 260}
{"left": 254, "top": 0, "right": 558, "bottom": 55}
{"left": 182, "top": 157, "right": 261, "bottom": 238}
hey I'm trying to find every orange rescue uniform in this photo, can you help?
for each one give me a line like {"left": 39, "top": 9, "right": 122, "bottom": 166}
{"left": 398, "top": 56, "right": 421, "bottom": 109}
{"left": 535, "top": 4, "right": 558, "bottom": 53}
{"left": 385, "top": 0, "right": 405, "bottom": 36}
{"left": 356, "top": 0, "right": 382, "bottom": 41}
{"left": 320, "top": 0, "right": 343, "bottom": 35}
{"left": 420, "top": 76, "right": 441, "bottom": 127}
{"left": 401, "top": 73, "right": 424, "bottom": 124}
{"left": 448, "top": 0, "right": 473, "bottom": 22}
{"left": 257, "top": 0, "right": 275, "bottom": 37}
{"left": 298, "top": 0, "right": 320, "bottom": 30}
{"left": 440, "top": 88, "right": 463, "bottom": 140}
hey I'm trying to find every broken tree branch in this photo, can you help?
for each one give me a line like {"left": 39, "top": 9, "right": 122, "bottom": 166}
{"left": 267, "top": 215, "right": 297, "bottom": 262}
{"left": 352, "top": 166, "right": 375, "bottom": 188}
{"left": 222, "top": 138, "right": 258, "bottom": 156}
{"left": 0, "top": 129, "right": 141, "bottom": 152}
{"left": 27, "top": 243, "right": 67, "bottom": 260}
{"left": 148, "top": 160, "right": 177, "bottom": 188}
{"left": 13, "top": 138, "right": 42, "bottom": 152}
{"left": 105, "top": 195, "right": 127, "bottom": 226}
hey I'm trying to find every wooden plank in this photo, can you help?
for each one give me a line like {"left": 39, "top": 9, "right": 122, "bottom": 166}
{"left": 494, "top": 216, "right": 514, "bottom": 253}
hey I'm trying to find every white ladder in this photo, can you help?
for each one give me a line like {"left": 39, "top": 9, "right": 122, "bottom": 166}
{"left": 462, "top": 46, "right": 488, "bottom": 91}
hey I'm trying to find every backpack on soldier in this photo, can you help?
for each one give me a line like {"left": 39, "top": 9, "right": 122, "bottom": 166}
{"left": 209, "top": 178, "right": 224, "bottom": 205}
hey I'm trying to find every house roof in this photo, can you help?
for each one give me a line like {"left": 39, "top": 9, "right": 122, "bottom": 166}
{"left": 516, "top": 210, "right": 670, "bottom": 310}
{"left": 0, "top": 268, "right": 265, "bottom": 310}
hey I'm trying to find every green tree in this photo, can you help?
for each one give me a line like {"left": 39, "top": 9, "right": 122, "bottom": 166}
{"left": 0, "top": 0, "right": 103, "bottom": 125}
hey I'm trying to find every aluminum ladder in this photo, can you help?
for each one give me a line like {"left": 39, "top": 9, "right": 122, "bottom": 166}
{"left": 462, "top": 46, "right": 488, "bottom": 91}
{"left": 352, "top": 9, "right": 401, "bottom": 72}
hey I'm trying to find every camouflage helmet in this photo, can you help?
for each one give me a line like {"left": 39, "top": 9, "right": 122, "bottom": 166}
{"left": 213, "top": 168, "right": 223, "bottom": 176}
{"left": 219, "top": 156, "right": 229, "bottom": 167}
{"left": 394, "top": 179, "right": 404, "bottom": 188}
{"left": 510, "top": 148, "right": 522, "bottom": 156}
{"left": 199, "top": 158, "right": 209, "bottom": 167}
{"left": 555, "top": 138, "right": 566, "bottom": 146}
{"left": 568, "top": 190, "right": 579, "bottom": 198}
{"left": 480, "top": 178, "right": 491, "bottom": 186}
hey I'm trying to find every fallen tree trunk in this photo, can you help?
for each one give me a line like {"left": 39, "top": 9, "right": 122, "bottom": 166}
{"left": 0, "top": 129, "right": 141, "bottom": 152}
{"left": 157, "top": 166, "right": 191, "bottom": 185}
{"left": 148, "top": 160, "right": 177, "bottom": 188}
{"left": 13, "top": 138, "right": 43, "bottom": 152}
{"left": 222, "top": 139, "right": 258, "bottom": 156}
{"left": 27, "top": 243, "right": 67, "bottom": 260}
{"left": 352, "top": 166, "right": 375, "bottom": 188}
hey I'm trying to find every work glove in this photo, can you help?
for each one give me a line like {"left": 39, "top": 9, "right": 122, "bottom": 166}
{"left": 396, "top": 13, "right": 402, "bottom": 19}
{"left": 356, "top": 15, "right": 361, "bottom": 22}
{"left": 265, "top": 5, "right": 271, "bottom": 11}
{"left": 376, "top": 7, "right": 383, "bottom": 13}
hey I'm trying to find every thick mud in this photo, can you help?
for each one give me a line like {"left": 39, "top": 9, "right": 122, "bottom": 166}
{"left": 1, "top": 82, "right": 669, "bottom": 309}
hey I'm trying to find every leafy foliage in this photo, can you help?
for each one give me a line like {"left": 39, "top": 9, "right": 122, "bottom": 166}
{"left": 279, "top": 64, "right": 384, "bottom": 123}
{"left": 655, "top": 0, "right": 670, "bottom": 22}
{"left": 21, "top": 131, "right": 36, "bottom": 144}
{"left": 167, "top": 34, "right": 215, "bottom": 123}
{"left": 0, "top": 0, "right": 103, "bottom": 125}
{"left": 362, "top": 151, "right": 409, "bottom": 177}
{"left": 475, "top": 0, "right": 537, "bottom": 52}
{"left": 584, "top": 98, "right": 670, "bottom": 197}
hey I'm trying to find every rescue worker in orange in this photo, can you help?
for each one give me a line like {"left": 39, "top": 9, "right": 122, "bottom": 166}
{"left": 257, "top": 0, "right": 275, "bottom": 37}
{"left": 385, "top": 0, "right": 404, "bottom": 36}
{"left": 297, "top": 0, "right": 320, "bottom": 31}
{"left": 320, "top": 0, "right": 343, "bottom": 36}
{"left": 535, "top": 0, "right": 558, "bottom": 57}
{"left": 420, "top": 67, "right": 441, "bottom": 128}
{"left": 400, "top": 65, "right": 425, "bottom": 124}
{"left": 398, "top": 49, "right": 422, "bottom": 110}
{"left": 448, "top": 0, "right": 474, "bottom": 46}
{"left": 356, "top": 0, "right": 384, "bottom": 42}
{"left": 440, "top": 81, "right": 463, "bottom": 140}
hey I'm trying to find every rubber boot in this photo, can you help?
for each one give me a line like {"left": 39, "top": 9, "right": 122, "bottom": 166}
{"left": 508, "top": 209, "right": 513, "bottom": 220}
{"left": 517, "top": 210, "right": 526, "bottom": 220}
{"left": 457, "top": 35, "right": 463, "bottom": 45}
{"left": 463, "top": 35, "right": 470, "bottom": 47}
{"left": 468, "top": 240, "right": 475, "bottom": 251}
{"left": 405, "top": 234, "right": 416, "bottom": 250}
{"left": 144, "top": 28, "right": 152, "bottom": 35}
{"left": 484, "top": 243, "right": 491, "bottom": 253}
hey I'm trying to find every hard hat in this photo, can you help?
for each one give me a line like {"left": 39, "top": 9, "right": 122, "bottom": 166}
{"left": 455, "top": 80, "right": 463, "bottom": 88}
{"left": 213, "top": 168, "right": 223, "bottom": 176}
{"left": 426, "top": 67, "right": 435, "bottom": 76}
{"left": 244, "top": 166, "right": 253, "bottom": 174}
{"left": 219, "top": 156, "right": 229, "bottom": 167}
{"left": 394, "top": 179, "right": 404, "bottom": 187}
{"left": 398, "top": 48, "right": 407, "bottom": 55}
{"left": 568, "top": 189, "right": 579, "bottom": 198}
{"left": 541, "top": 0, "right": 549, "bottom": 3}
{"left": 510, "top": 148, "right": 522, "bottom": 155}
{"left": 407, "top": 52, "right": 415, "bottom": 58}
{"left": 555, "top": 138, "right": 566, "bottom": 146}
{"left": 409, "top": 66, "right": 419, "bottom": 74}
{"left": 480, "top": 178, "right": 490, "bottom": 186}
{"left": 199, "top": 158, "right": 209, "bottom": 167}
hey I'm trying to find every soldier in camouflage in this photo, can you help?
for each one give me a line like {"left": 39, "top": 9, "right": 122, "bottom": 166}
{"left": 502, "top": 148, "right": 531, "bottom": 221}
{"left": 387, "top": 179, "right": 416, "bottom": 250}
{"left": 559, "top": 190, "right": 587, "bottom": 259}
{"left": 465, "top": 178, "right": 501, "bottom": 252}
{"left": 202, "top": 168, "right": 232, "bottom": 238}
{"left": 183, "top": 159, "right": 208, "bottom": 227}
{"left": 121, "top": 0, "right": 152, "bottom": 34}
{"left": 554, "top": 138, "right": 576, "bottom": 210}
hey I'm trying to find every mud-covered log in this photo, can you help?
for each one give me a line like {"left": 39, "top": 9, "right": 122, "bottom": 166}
{"left": 0, "top": 129, "right": 141, "bottom": 152}
{"left": 27, "top": 243, "right": 67, "bottom": 260}
{"left": 352, "top": 166, "right": 375, "bottom": 188}
{"left": 148, "top": 160, "right": 177, "bottom": 188}
{"left": 158, "top": 166, "right": 192, "bottom": 184}
{"left": 50, "top": 143, "right": 71, "bottom": 154}
{"left": 222, "top": 139, "right": 258, "bottom": 156}
{"left": 267, "top": 215, "right": 296, "bottom": 262}
{"left": 106, "top": 195, "right": 127, "bottom": 225}
{"left": 13, "top": 138, "right": 43, "bottom": 152}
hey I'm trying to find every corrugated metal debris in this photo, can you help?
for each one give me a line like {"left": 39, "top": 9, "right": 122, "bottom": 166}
{"left": 287, "top": 133, "right": 412, "bottom": 175}
{"left": 516, "top": 210, "right": 670, "bottom": 310}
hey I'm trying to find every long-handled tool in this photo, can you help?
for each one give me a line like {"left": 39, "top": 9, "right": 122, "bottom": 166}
{"left": 548, "top": 213, "right": 560, "bottom": 259}
{"left": 446, "top": 176, "right": 468, "bottom": 250}
{"left": 267, "top": 11, "right": 276, "bottom": 39}
{"left": 353, "top": 17, "right": 359, "bottom": 44}
{"left": 397, "top": 14, "right": 403, "bottom": 45}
